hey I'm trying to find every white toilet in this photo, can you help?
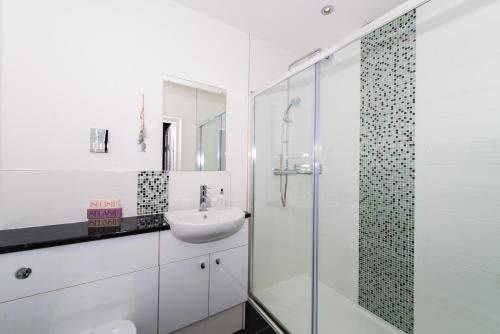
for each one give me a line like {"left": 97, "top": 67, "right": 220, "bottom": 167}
{"left": 75, "top": 320, "right": 137, "bottom": 334}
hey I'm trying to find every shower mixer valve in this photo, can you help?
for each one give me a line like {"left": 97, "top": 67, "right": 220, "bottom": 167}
{"left": 273, "top": 163, "right": 322, "bottom": 176}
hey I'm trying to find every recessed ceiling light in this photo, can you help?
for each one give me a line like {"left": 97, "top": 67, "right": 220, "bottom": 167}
{"left": 321, "top": 5, "right": 334, "bottom": 16}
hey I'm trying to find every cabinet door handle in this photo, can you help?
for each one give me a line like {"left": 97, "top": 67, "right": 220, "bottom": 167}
{"left": 15, "top": 267, "right": 32, "bottom": 279}
{"left": 215, "top": 258, "right": 221, "bottom": 265}
{"left": 200, "top": 262, "right": 206, "bottom": 269}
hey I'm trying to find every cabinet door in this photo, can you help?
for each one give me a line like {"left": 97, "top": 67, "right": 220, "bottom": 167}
{"left": 209, "top": 245, "right": 248, "bottom": 316}
{"left": 0, "top": 268, "right": 158, "bottom": 334}
{"left": 0, "top": 233, "right": 158, "bottom": 303}
{"left": 159, "top": 255, "right": 209, "bottom": 333}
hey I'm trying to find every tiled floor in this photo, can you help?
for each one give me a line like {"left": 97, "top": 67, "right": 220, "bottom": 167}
{"left": 234, "top": 302, "right": 277, "bottom": 334}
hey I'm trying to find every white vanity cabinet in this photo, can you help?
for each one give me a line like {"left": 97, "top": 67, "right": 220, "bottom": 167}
{"left": 0, "top": 233, "right": 160, "bottom": 334}
{"left": 0, "top": 219, "right": 249, "bottom": 334}
{"left": 159, "top": 255, "right": 210, "bottom": 333}
{"left": 209, "top": 245, "right": 248, "bottom": 316}
{"left": 0, "top": 233, "right": 158, "bottom": 303}
{"left": 0, "top": 267, "right": 159, "bottom": 334}
{"left": 158, "top": 223, "right": 249, "bottom": 334}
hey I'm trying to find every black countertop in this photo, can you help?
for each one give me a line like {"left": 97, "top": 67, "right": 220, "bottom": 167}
{"left": 0, "top": 215, "right": 169, "bottom": 255}
{"left": 0, "top": 211, "right": 251, "bottom": 255}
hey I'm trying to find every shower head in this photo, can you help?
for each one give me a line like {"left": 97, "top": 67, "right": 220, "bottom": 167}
{"left": 283, "top": 97, "right": 301, "bottom": 123}
{"left": 289, "top": 97, "right": 301, "bottom": 107}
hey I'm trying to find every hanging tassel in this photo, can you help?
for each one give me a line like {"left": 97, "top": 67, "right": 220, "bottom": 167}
{"left": 138, "top": 94, "right": 147, "bottom": 152}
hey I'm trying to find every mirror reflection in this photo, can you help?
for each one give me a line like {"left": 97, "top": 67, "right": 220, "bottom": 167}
{"left": 162, "top": 77, "right": 226, "bottom": 171}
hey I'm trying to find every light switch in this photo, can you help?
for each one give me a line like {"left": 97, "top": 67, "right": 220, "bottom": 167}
{"left": 90, "top": 128, "right": 109, "bottom": 153}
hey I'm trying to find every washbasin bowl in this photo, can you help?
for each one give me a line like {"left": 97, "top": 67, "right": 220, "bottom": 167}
{"left": 164, "top": 207, "right": 245, "bottom": 243}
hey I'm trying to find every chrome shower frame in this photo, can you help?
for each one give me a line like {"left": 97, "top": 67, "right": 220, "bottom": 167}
{"left": 247, "top": 1, "right": 431, "bottom": 333}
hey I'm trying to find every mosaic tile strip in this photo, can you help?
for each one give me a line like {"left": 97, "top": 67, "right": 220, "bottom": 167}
{"left": 359, "top": 10, "right": 416, "bottom": 334}
{"left": 137, "top": 171, "right": 169, "bottom": 215}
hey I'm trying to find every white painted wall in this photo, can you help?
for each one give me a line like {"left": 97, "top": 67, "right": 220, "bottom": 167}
{"left": 0, "top": 0, "right": 244, "bottom": 173}
{"left": 415, "top": 1, "right": 500, "bottom": 333}
{"left": 0, "top": 0, "right": 296, "bottom": 212}
{"left": 249, "top": 35, "right": 298, "bottom": 92}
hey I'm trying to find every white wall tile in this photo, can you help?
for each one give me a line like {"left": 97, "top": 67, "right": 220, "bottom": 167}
{"left": 415, "top": 1, "right": 500, "bottom": 332}
{"left": 318, "top": 42, "right": 361, "bottom": 303}
{"left": 0, "top": 170, "right": 137, "bottom": 229}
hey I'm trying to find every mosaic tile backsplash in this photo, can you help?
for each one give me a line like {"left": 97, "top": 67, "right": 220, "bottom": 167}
{"left": 359, "top": 10, "right": 416, "bottom": 334}
{"left": 137, "top": 171, "right": 169, "bottom": 215}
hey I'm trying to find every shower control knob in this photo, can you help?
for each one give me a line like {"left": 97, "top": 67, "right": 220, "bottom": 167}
{"left": 200, "top": 262, "right": 206, "bottom": 270}
{"left": 15, "top": 267, "right": 32, "bottom": 279}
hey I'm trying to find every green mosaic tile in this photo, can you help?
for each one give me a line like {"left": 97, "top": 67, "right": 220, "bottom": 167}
{"left": 359, "top": 10, "right": 416, "bottom": 334}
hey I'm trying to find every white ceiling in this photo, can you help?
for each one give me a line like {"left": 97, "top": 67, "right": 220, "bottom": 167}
{"left": 172, "top": 0, "right": 407, "bottom": 55}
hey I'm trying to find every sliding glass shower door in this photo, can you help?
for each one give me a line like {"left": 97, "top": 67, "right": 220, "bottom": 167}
{"left": 251, "top": 66, "right": 316, "bottom": 333}
{"left": 251, "top": 3, "right": 500, "bottom": 334}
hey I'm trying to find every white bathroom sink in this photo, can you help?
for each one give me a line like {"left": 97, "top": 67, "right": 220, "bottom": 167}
{"left": 164, "top": 207, "right": 245, "bottom": 243}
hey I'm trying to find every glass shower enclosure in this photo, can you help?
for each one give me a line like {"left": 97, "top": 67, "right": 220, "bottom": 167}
{"left": 252, "top": 65, "right": 316, "bottom": 332}
{"left": 249, "top": 1, "right": 500, "bottom": 334}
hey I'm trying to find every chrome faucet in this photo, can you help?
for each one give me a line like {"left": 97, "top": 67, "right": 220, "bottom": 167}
{"left": 199, "top": 185, "right": 209, "bottom": 211}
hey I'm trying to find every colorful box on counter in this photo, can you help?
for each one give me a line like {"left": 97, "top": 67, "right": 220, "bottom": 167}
{"left": 87, "top": 199, "right": 123, "bottom": 221}
{"left": 89, "top": 199, "right": 121, "bottom": 209}
{"left": 87, "top": 208, "right": 123, "bottom": 219}
{"left": 88, "top": 218, "right": 123, "bottom": 228}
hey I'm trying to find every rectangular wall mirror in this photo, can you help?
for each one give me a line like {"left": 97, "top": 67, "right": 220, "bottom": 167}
{"left": 162, "top": 76, "right": 227, "bottom": 171}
